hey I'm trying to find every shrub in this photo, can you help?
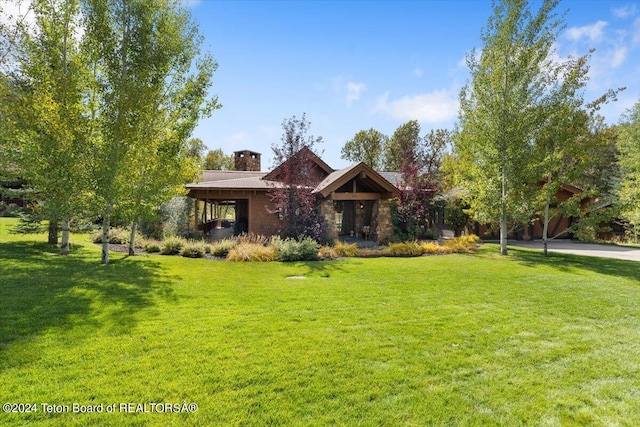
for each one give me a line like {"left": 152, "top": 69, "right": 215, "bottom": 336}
{"left": 161, "top": 236, "right": 186, "bottom": 255}
{"left": 144, "top": 240, "right": 161, "bottom": 253}
{"left": 210, "top": 238, "right": 237, "bottom": 258}
{"left": 419, "top": 241, "right": 443, "bottom": 254}
{"left": 356, "top": 248, "right": 384, "bottom": 258}
{"left": 236, "top": 233, "right": 269, "bottom": 246}
{"left": 333, "top": 241, "right": 358, "bottom": 257}
{"left": 271, "top": 236, "right": 319, "bottom": 262}
{"left": 442, "top": 236, "right": 480, "bottom": 253}
{"left": 318, "top": 246, "right": 335, "bottom": 259}
{"left": 181, "top": 240, "right": 208, "bottom": 258}
{"left": 383, "top": 241, "right": 423, "bottom": 257}
{"left": 227, "top": 243, "right": 276, "bottom": 262}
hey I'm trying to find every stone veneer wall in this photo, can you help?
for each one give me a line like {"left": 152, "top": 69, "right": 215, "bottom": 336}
{"left": 319, "top": 199, "right": 338, "bottom": 243}
{"left": 374, "top": 199, "right": 393, "bottom": 244}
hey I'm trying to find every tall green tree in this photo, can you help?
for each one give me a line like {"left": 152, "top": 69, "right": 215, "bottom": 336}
{"left": 203, "top": 148, "right": 234, "bottom": 170}
{"left": 615, "top": 99, "right": 640, "bottom": 242}
{"left": 8, "top": 0, "right": 91, "bottom": 255}
{"left": 84, "top": 0, "right": 219, "bottom": 263}
{"left": 384, "top": 120, "right": 421, "bottom": 172}
{"left": 456, "top": 0, "right": 564, "bottom": 255}
{"left": 341, "top": 128, "right": 388, "bottom": 170}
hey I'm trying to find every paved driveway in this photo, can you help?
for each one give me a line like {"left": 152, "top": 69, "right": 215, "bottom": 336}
{"left": 507, "top": 240, "right": 640, "bottom": 262}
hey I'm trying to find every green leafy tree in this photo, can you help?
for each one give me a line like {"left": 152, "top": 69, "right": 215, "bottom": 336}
{"left": 341, "top": 128, "right": 388, "bottom": 170}
{"left": 204, "top": 148, "right": 234, "bottom": 170}
{"left": 615, "top": 99, "right": 640, "bottom": 242}
{"left": 186, "top": 138, "right": 207, "bottom": 161}
{"left": 7, "top": 0, "right": 91, "bottom": 255}
{"left": 384, "top": 120, "right": 421, "bottom": 172}
{"left": 456, "top": 0, "right": 565, "bottom": 255}
{"left": 84, "top": 0, "right": 219, "bottom": 262}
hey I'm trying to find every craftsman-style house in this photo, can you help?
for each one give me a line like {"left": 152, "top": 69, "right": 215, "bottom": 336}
{"left": 186, "top": 148, "right": 401, "bottom": 244}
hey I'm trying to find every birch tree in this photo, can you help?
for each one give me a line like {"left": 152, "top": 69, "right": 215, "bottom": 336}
{"left": 456, "top": 0, "right": 563, "bottom": 255}
{"left": 6, "top": 0, "right": 91, "bottom": 255}
{"left": 84, "top": 0, "right": 219, "bottom": 263}
{"left": 616, "top": 99, "right": 640, "bottom": 242}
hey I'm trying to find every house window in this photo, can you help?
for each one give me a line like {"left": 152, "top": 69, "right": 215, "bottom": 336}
{"left": 335, "top": 212, "right": 343, "bottom": 233}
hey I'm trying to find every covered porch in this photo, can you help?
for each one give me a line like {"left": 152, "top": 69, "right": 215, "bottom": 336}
{"left": 315, "top": 162, "right": 400, "bottom": 244}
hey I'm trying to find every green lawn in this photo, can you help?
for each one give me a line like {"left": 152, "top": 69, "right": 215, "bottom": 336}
{"left": 1, "top": 217, "right": 639, "bottom": 426}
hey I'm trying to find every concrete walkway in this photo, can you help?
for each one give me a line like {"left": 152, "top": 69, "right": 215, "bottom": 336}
{"left": 507, "top": 240, "right": 640, "bottom": 262}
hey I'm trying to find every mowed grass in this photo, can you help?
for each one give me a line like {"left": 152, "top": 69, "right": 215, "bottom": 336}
{"left": 1, "top": 218, "right": 640, "bottom": 426}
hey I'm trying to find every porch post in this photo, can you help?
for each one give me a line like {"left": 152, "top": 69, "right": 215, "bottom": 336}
{"left": 193, "top": 198, "right": 199, "bottom": 232}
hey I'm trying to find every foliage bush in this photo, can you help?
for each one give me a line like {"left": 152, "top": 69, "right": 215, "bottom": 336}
{"left": 383, "top": 241, "right": 424, "bottom": 257}
{"left": 355, "top": 248, "right": 385, "bottom": 258}
{"left": 442, "top": 235, "right": 481, "bottom": 253}
{"left": 181, "top": 240, "right": 208, "bottom": 258}
{"left": 318, "top": 245, "right": 334, "bottom": 259}
{"left": 210, "top": 238, "right": 237, "bottom": 258}
{"left": 236, "top": 233, "right": 270, "bottom": 246}
{"left": 333, "top": 241, "right": 358, "bottom": 257}
{"left": 271, "top": 236, "right": 320, "bottom": 262}
{"left": 227, "top": 243, "right": 277, "bottom": 262}
{"left": 160, "top": 236, "right": 187, "bottom": 255}
{"left": 162, "top": 196, "right": 192, "bottom": 238}
{"left": 318, "top": 242, "right": 358, "bottom": 259}
{"left": 419, "top": 241, "right": 443, "bottom": 254}
{"left": 143, "top": 240, "right": 161, "bottom": 253}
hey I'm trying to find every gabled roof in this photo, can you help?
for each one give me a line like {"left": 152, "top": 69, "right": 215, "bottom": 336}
{"left": 185, "top": 170, "right": 284, "bottom": 191}
{"left": 186, "top": 148, "right": 400, "bottom": 199}
{"left": 313, "top": 162, "right": 400, "bottom": 198}
{"left": 263, "top": 146, "right": 334, "bottom": 183}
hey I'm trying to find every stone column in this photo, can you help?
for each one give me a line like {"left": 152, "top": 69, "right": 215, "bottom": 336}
{"left": 375, "top": 199, "right": 393, "bottom": 244}
{"left": 319, "top": 199, "right": 338, "bottom": 244}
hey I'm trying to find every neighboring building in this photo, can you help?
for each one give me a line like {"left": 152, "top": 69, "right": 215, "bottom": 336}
{"left": 185, "top": 148, "right": 401, "bottom": 244}
{"left": 475, "top": 183, "right": 591, "bottom": 240}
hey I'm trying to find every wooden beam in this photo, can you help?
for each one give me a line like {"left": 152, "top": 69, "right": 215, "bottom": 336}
{"left": 330, "top": 192, "right": 385, "bottom": 201}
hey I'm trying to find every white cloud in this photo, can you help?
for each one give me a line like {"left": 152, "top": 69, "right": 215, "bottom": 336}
{"left": 345, "top": 81, "right": 365, "bottom": 106}
{"left": 373, "top": 90, "right": 459, "bottom": 124}
{"left": 612, "top": 4, "right": 637, "bottom": 19}
{"left": 566, "top": 21, "right": 608, "bottom": 43}
{"left": 611, "top": 46, "right": 628, "bottom": 68}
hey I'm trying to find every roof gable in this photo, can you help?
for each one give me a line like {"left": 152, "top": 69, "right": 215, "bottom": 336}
{"left": 313, "top": 162, "right": 400, "bottom": 198}
{"left": 263, "top": 146, "right": 334, "bottom": 184}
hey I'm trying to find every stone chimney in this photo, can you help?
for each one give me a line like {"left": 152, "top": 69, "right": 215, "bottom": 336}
{"left": 234, "top": 150, "right": 261, "bottom": 171}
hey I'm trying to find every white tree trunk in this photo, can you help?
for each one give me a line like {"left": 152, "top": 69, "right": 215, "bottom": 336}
{"left": 500, "top": 166, "right": 508, "bottom": 255}
{"left": 542, "top": 174, "right": 552, "bottom": 257}
{"left": 101, "top": 209, "right": 111, "bottom": 265}
{"left": 60, "top": 217, "right": 70, "bottom": 255}
{"left": 128, "top": 221, "right": 137, "bottom": 256}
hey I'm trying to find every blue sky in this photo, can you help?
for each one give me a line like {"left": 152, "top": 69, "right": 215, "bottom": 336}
{"left": 186, "top": 1, "right": 640, "bottom": 169}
